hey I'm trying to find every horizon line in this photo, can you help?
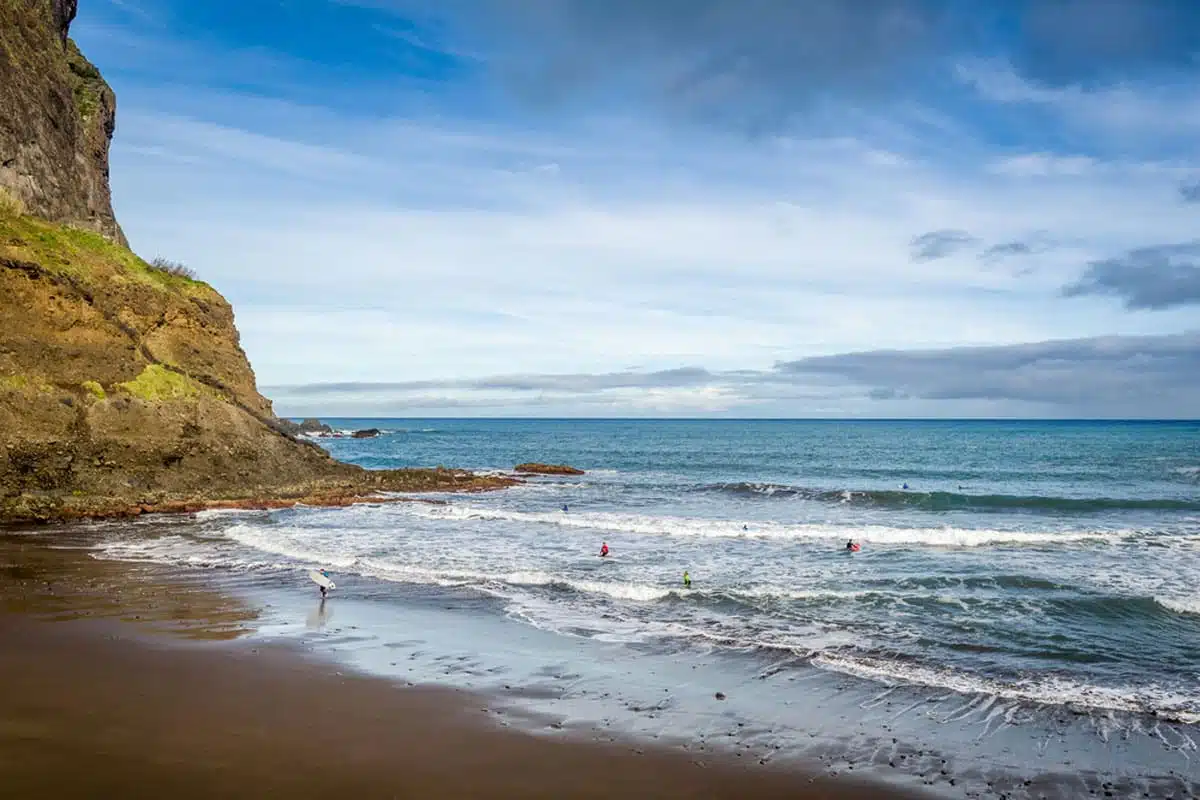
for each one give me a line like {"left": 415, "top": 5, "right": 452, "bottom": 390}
{"left": 281, "top": 416, "right": 1200, "bottom": 423}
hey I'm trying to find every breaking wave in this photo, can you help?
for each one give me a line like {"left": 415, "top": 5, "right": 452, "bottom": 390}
{"left": 403, "top": 504, "right": 1135, "bottom": 548}
{"left": 701, "top": 482, "right": 1200, "bottom": 513}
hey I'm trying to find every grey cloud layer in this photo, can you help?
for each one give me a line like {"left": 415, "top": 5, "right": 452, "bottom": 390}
{"left": 274, "top": 367, "right": 716, "bottom": 395}
{"left": 910, "top": 229, "right": 979, "bottom": 262}
{"left": 1012, "top": 0, "right": 1200, "bottom": 84}
{"left": 1062, "top": 242, "right": 1200, "bottom": 309}
{"left": 369, "top": 0, "right": 1200, "bottom": 127}
{"left": 270, "top": 332, "right": 1200, "bottom": 418}
{"left": 909, "top": 229, "right": 1053, "bottom": 267}
{"left": 776, "top": 332, "right": 1200, "bottom": 413}
{"left": 980, "top": 232, "right": 1056, "bottom": 264}
{"left": 906, "top": 228, "right": 1200, "bottom": 309}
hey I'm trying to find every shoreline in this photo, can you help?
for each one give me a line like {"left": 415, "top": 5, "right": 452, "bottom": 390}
{"left": 0, "top": 466, "right": 522, "bottom": 526}
{"left": 0, "top": 533, "right": 922, "bottom": 799}
{"left": 7, "top": 522, "right": 1200, "bottom": 800}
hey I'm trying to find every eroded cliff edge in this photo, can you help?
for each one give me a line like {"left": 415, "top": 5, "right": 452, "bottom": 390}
{"left": 0, "top": 0, "right": 125, "bottom": 244}
{"left": 0, "top": 1, "right": 514, "bottom": 522}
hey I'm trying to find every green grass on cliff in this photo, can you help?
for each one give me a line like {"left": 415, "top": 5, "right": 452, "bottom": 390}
{"left": 0, "top": 211, "right": 208, "bottom": 296}
{"left": 81, "top": 380, "right": 106, "bottom": 400}
{"left": 0, "top": 187, "right": 25, "bottom": 216}
{"left": 0, "top": 374, "right": 53, "bottom": 393}
{"left": 117, "top": 365, "right": 201, "bottom": 401}
{"left": 66, "top": 41, "right": 103, "bottom": 122}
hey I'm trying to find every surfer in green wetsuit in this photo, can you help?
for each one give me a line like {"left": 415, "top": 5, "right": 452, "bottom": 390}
{"left": 683, "top": 571, "right": 692, "bottom": 588}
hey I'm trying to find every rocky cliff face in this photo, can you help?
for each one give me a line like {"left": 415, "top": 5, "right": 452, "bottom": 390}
{"left": 0, "top": 0, "right": 125, "bottom": 244}
{"left": 0, "top": 2, "right": 515, "bottom": 521}
{"left": 0, "top": 210, "right": 364, "bottom": 520}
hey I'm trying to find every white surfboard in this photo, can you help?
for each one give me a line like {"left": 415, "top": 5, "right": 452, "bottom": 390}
{"left": 308, "top": 569, "right": 335, "bottom": 590}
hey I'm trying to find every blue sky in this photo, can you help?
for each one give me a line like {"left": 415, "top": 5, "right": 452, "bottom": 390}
{"left": 73, "top": 0, "right": 1200, "bottom": 417}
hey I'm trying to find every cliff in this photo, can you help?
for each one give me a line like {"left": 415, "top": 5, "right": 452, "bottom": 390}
{"left": 0, "top": 2, "right": 515, "bottom": 522}
{"left": 0, "top": 0, "right": 125, "bottom": 244}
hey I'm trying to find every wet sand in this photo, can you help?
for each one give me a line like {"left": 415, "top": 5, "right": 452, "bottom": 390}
{"left": 0, "top": 531, "right": 922, "bottom": 799}
{"left": 0, "top": 617, "right": 930, "bottom": 800}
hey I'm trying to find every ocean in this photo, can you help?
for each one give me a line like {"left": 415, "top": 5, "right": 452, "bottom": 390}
{"left": 82, "top": 419, "right": 1200, "bottom": 795}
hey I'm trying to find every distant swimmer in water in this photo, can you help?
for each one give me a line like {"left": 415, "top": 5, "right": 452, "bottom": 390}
{"left": 743, "top": 524, "right": 749, "bottom": 531}
{"left": 901, "top": 483, "right": 910, "bottom": 490}
{"left": 845, "top": 540, "right": 860, "bottom": 553}
{"left": 683, "top": 571, "right": 692, "bottom": 588}
{"left": 562, "top": 504, "right": 569, "bottom": 512}
{"left": 600, "top": 542, "right": 609, "bottom": 558}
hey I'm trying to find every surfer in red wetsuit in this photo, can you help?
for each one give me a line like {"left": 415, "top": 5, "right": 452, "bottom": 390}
{"left": 600, "top": 542, "right": 609, "bottom": 557}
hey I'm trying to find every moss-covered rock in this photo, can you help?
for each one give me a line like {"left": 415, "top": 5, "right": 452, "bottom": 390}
{"left": 117, "top": 365, "right": 200, "bottom": 401}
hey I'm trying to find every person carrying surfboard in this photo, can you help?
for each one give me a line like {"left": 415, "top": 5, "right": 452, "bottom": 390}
{"left": 318, "top": 568, "right": 331, "bottom": 598}
{"left": 600, "top": 542, "right": 609, "bottom": 557}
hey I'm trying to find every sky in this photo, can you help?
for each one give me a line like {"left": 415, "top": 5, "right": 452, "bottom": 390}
{"left": 72, "top": 0, "right": 1200, "bottom": 418}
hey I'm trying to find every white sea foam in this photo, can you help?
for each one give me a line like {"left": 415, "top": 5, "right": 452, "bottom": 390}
{"left": 358, "top": 558, "right": 675, "bottom": 602}
{"left": 91, "top": 535, "right": 294, "bottom": 573}
{"left": 734, "top": 585, "right": 873, "bottom": 602}
{"left": 223, "top": 524, "right": 359, "bottom": 569}
{"left": 1155, "top": 596, "right": 1200, "bottom": 616}
{"left": 192, "top": 508, "right": 262, "bottom": 521}
{"left": 402, "top": 504, "right": 1132, "bottom": 548}
{"left": 812, "top": 652, "right": 1200, "bottom": 725}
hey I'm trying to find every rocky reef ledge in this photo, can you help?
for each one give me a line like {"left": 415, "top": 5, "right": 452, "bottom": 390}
{"left": 514, "top": 463, "right": 586, "bottom": 475}
{"left": 4, "top": 469, "right": 519, "bottom": 524}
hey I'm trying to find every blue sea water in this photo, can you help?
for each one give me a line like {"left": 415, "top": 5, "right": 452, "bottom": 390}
{"left": 96, "top": 419, "right": 1200, "bottom": 727}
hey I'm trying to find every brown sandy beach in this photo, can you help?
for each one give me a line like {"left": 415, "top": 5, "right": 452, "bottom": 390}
{"left": 0, "top": 532, "right": 923, "bottom": 800}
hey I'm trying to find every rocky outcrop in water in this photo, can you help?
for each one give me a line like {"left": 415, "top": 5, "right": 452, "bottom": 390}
{"left": 514, "top": 463, "right": 585, "bottom": 476}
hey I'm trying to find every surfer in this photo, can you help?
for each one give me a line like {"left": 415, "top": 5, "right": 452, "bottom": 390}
{"left": 318, "top": 568, "right": 331, "bottom": 598}
{"left": 683, "top": 570, "right": 692, "bottom": 588}
{"left": 845, "top": 540, "right": 860, "bottom": 553}
{"left": 600, "top": 542, "right": 609, "bottom": 558}
{"left": 562, "top": 504, "right": 569, "bottom": 513}
{"left": 901, "top": 482, "right": 910, "bottom": 490}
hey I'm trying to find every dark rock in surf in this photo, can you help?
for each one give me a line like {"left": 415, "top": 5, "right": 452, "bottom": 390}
{"left": 514, "top": 463, "right": 585, "bottom": 476}
{"left": 298, "top": 418, "right": 333, "bottom": 434}
{"left": 352, "top": 428, "right": 381, "bottom": 439}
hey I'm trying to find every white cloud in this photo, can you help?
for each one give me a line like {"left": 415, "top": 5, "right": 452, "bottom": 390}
{"left": 105, "top": 99, "right": 1200, "bottom": 416}
{"left": 956, "top": 60, "right": 1200, "bottom": 139}
{"left": 988, "top": 153, "right": 1098, "bottom": 177}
